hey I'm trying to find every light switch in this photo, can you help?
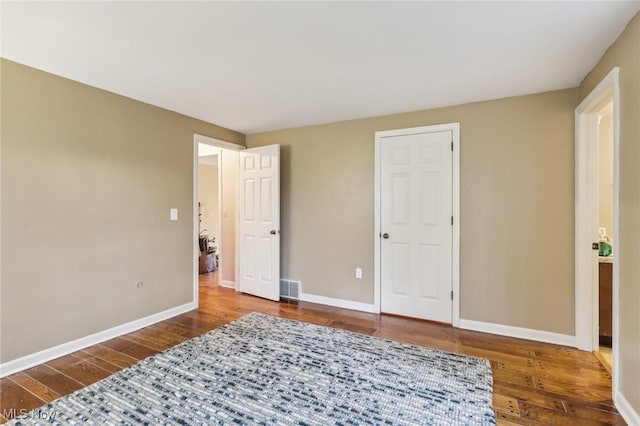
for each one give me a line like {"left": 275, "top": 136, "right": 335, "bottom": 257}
{"left": 170, "top": 208, "right": 178, "bottom": 221}
{"left": 223, "top": 208, "right": 228, "bottom": 218}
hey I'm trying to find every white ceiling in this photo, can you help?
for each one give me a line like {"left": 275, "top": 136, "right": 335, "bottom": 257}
{"left": 2, "top": 2, "right": 639, "bottom": 134}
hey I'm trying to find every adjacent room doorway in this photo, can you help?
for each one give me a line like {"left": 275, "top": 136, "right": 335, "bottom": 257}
{"left": 194, "top": 135, "right": 242, "bottom": 302}
{"left": 574, "top": 67, "right": 620, "bottom": 398}
{"left": 193, "top": 135, "right": 281, "bottom": 304}
{"left": 374, "top": 123, "right": 460, "bottom": 324}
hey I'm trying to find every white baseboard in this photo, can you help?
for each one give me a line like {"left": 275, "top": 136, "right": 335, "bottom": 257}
{"left": 219, "top": 280, "right": 236, "bottom": 289}
{"left": 299, "top": 292, "right": 376, "bottom": 314}
{"left": 0, "top": 301, "right": 196, "bottom": 378}
{"left": 616, "top": 390, "right": 640, "bottom": 426}
{"left": 458, "top": 319, "right": 577, "bottom": 347}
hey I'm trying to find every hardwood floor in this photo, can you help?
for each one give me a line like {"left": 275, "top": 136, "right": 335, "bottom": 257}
{"left": 0, "top": 273, "right": 624, "bottom": 425}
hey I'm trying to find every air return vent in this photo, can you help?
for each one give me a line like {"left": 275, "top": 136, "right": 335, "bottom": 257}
{"left": 279, "top": 279, "right": 301, "bottom": 300}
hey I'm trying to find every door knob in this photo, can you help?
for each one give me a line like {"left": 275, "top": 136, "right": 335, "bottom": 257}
{"left": 270, "top": 230, "right": 278, "bottom": 235}
{"left": 382, "top": 233, "right": 390, "bottom": 239}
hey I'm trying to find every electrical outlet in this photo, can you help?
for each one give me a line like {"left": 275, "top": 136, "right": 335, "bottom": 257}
{"left": 355, "top": 268, "right": 362, "bottom": 279}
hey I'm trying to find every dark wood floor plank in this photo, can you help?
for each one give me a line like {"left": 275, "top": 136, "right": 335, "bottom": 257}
{"left": 532, "top": 376, "right": 614, "bottom": 403}
{"left": 5, "top": 372, "right": 60, "bottom": 404}
{"left": 492, "top": 381, "right": 567, "bottom": 412}
{"left": 563, "top": 401, "right": 627, "bottom": 425}
{"left": 520, "top": 402, "right": 614, "bottom": 426}
{"left": 164, "top": 317, "right": 218, "bottom": 334}
{"left": 120, "top": 330, "right": 186, "bottom": 352}
{"left": 145, "top": 322, "right": 203, "bottom": 339}
{"left": 22, "top": 365, "right": 84, "bottom": 396}
{"left": 493, "top": 394, "right": 520, "bottom": 417}
{"left": 47, "top": 356, "right": 112, "bottom": 386}
{"left": 82, "top": 346, "right": 138, "bottom": 369}
{"left": 326, "top": 319, "right": 377, "bottom": 335}
{"left": 70, "top": 351, "right": 122, "bottom": 374}
{"left": 459, "top": 335, "right": 537, "bottom": 358}
{"left": 495, "top": 412, "right": 545, "bottom": 425}
{"left": 100, "top": 336, "right": 159, "bottom": 360}
{"left": 374, "top": 327, "right": 461, "bottom": 353}
{"left": 493, "top": 369, "right": 535, "bottom": 388}
{"left": 0, "top": 377, "right": 46, "bottom": 422}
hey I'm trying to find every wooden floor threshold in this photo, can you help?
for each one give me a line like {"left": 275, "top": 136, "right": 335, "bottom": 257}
{"left": 594, "top": 349, "right": 613, "bottom": 377}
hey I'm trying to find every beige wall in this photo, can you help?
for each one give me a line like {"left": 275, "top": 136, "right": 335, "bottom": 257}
{"left": 220, "top": 150, "right": 238, "bottom": 284}
{"left": 578, "top": 12, "right": 640, "bottom": 417}
{"left": 598, "top": 114, "right": 614, "bottom": 237}
{"left": 247, "top": 88, "right": 577, "bottom": 335}
{"left": 0, "top": 59, "right": 245, "bottom": 363}
{"left": 198, "top": 162, "right": 220, "bottom": 242}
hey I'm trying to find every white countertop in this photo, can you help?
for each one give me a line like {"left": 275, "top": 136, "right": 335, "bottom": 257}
{"left": 599, "top": 256, "right": 614, "bottom": 264}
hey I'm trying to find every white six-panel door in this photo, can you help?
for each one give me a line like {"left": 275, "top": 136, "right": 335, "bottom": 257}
{"left": 380, "top": 129, "right": 453, "bottom": 322}
{"left": 238, "top": 144, "right": 280, "bottom": 301}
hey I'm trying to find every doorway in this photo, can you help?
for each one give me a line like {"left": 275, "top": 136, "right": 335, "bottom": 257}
{"left": 374, "top": 123, "right": 460, "bottom": 324}
{"left": 193, "top": 135, "right": 242, "bottom": 305}
{"left": 193, "top": 134, "right": 282, "bottom": 305}
{"left": 596, "top": 101, "right": 615, "bottom": 373}
{"left": 197, "top": 148, "right": 221, "bottom": 287}
{"left": 574, "top": 67, "right": 620, "bottom": 396}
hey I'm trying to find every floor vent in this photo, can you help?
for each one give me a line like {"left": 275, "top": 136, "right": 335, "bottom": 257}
{"left": 280, "top": 279, "right": 301, "bottom": 300}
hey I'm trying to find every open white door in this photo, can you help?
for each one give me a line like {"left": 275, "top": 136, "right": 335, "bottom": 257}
{"left": 238, "top": 144, "right": 280, "bottom": 301}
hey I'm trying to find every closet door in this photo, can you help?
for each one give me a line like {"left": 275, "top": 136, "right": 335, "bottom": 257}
{"left": 380, "top": 129, "right": 453, "bottom": 322}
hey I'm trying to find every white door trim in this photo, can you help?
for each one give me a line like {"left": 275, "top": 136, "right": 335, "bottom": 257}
{"left": 374, "top": 123, "right": 460, "bottom": 325}
{"left": 194, "top": 134, "right": 245, "bottom": 152}
{"left": 574, "top": 67, "right": 620, "bottom": 397}
{"left": 192, "top": 134, "right": 244, "bottom": 306}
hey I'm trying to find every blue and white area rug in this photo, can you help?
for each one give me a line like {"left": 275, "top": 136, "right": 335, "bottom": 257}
{"left": 10, "top": 312, "right": 495, "bottom": 425}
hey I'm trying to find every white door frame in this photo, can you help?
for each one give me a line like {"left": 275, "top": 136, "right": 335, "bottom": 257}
{"left": 192, "top": 134, "right": 243, "bottom": 306}
{"left": 574, "top": 67, "right": 620, "bottom": 395}
{"left": 373, "top": 123, "right": 461, "bottom": 325}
